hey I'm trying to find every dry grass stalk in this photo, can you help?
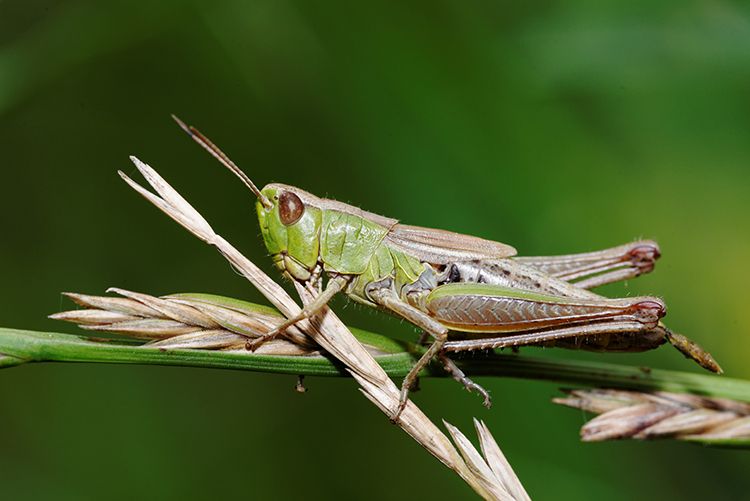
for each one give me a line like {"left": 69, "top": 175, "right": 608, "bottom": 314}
{"left": 555, "top": 388, "right": 750, "bottom": 443}
{"left": 50, "top": 289, "right": 321, "bottom": 356}
{"left": 117, "top": 156, "right": 529, "bottom": 500}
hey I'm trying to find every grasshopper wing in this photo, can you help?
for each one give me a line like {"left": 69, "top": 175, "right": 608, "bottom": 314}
{"left": 385, "top": 224, "right": 517, "bottom": 264}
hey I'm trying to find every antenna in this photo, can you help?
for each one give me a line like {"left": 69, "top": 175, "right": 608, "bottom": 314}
{"left": 171, "top": 115, "right": 272, "bottom": 209}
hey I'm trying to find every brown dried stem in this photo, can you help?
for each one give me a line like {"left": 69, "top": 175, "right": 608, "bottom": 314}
{"left": 51, "top": 289, "right": 322, "bottom": 356}
{"left": 555, "top": 388, "right": 750, "bottom": 446}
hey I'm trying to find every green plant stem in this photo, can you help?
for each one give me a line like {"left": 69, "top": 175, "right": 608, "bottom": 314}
{"left": 2, "top": 327, "right": 749, "bottom": 402}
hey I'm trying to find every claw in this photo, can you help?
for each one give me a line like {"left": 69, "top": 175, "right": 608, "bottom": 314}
{"left": 460, "top": 375, "right": 492, "bottom": 409}
{"left": 440, "top": 354, "right": 492, "bottom": 409}
{"left": 391, "top": 379, "right": 416, "bottom": 423}
{"left": 473, "top": 382, "right": 493, "bottom": 409}
{"left": 243, "top": 327, "right": 282, "bottom": 351}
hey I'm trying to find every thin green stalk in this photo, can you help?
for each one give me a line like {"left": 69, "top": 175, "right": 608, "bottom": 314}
{"left": 2, "top": 327, "right": 749, "bottom": 403}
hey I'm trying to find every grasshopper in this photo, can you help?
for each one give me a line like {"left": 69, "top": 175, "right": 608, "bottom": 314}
{"left": 172, "top": 116, "right": 720, "bottom": 416}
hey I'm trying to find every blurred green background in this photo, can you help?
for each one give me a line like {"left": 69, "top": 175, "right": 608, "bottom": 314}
{"left": 1, "top": 1, "right": 749, "bottom": 499}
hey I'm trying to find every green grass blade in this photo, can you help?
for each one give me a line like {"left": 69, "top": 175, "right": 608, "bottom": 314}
{"left": 2, "top": 326, "right": 750, "bottom": 403}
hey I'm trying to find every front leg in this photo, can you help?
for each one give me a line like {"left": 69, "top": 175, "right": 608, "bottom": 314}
{"left": 247, "top": 274, "right": 350, "bottom": 350}
{"left": 366, "top": 282, "right": 449, "bottom": 420}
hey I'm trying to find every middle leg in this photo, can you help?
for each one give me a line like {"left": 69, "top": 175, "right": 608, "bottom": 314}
{"left": 366, "top": 283, "right": 449, "bottom": 419}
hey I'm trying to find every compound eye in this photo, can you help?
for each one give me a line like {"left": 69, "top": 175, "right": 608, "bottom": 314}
{"left": 278, "top": 191, "right": 304, "bottom": 225}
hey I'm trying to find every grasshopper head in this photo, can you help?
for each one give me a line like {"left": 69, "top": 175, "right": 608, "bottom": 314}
{"left": 170, "top": 116, "right": 325, "bottom": 283}
{"left": 256, "top": 184, "right": 323, "bottom": 282}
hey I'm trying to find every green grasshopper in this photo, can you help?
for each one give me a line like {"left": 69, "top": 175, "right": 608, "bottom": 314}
{"left": 172, "top": 116, "right": 720, "bottom": 415}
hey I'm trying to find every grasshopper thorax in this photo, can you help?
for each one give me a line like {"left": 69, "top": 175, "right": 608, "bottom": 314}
{"left": 256, "top": 183, "right": 400, "bottom": 286}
